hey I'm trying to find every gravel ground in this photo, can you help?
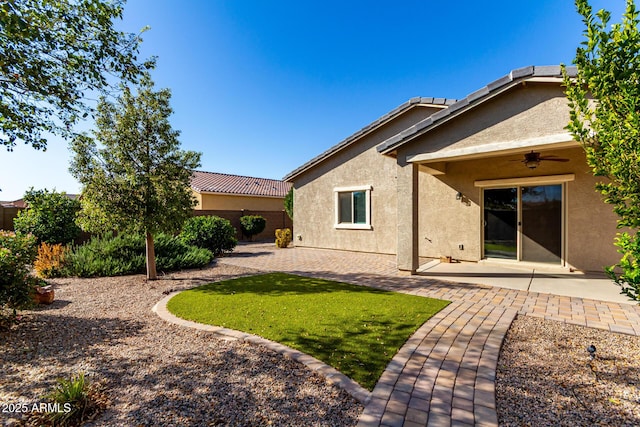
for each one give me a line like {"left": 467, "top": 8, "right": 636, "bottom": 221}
{"left": 496, "top": 315, "right": 640, "bottom": 426}
{"left": 1, "top": 263, "right": 362, "bottom": 426}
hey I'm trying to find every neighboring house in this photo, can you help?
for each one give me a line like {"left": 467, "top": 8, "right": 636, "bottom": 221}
{"left": 191, "top": 171, "right": 292, "bottom": 240}
{"left": 284, "top": 65, "right": 619, "bottom": 274}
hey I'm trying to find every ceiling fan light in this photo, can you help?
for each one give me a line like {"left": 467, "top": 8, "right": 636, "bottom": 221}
{"left": 525, "top": 159, "right": 539, "bottom": 169}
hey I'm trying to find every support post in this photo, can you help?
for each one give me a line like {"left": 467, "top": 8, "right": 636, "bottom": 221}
{"left": 396, "top": 159, "right": 419, "bottom": 274}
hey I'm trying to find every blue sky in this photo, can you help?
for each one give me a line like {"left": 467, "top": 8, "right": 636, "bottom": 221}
{"left": 0, "top": 0, "right": 625, "bottom": 200}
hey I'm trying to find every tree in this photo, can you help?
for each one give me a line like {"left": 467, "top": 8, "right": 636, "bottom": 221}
{"left": 563, "top": 0, "right": 640, "bottom": 301}
{"left": 0, "top": 0, "right": 154, "bottom": 150}
{"left": 13, "top": 188, "right": 81, "bottom": 244}
{"left": 284, "top": 187, "right": 293, "bottom": 220}
{"left": 69, "top": 75, "right": 201, "bottom": 280}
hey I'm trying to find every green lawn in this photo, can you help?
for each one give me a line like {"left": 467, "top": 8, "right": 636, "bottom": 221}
{"left": 167, "top": 272, "right": 450, "bottom": 390}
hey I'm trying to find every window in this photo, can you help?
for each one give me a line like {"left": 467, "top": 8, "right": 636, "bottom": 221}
{"left": 334, "top": 186, "right": 372, "bottom": 229}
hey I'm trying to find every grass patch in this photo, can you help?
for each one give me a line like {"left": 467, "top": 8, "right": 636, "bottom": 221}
{"left": 167, "top": 272, "right": 450, "bottom": 390}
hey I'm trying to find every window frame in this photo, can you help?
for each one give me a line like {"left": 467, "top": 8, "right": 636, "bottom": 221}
{"left": 334, "top": 185, "right": 372, "bottom": 230}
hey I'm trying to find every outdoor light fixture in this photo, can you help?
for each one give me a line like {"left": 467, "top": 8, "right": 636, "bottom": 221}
{"left": 587, "top": 344, "right": 596, "bottom": 360}
{"left": 456, "top": 192, "right": 463, "bottom": 200}
{"left": 525, "top": 158, "right": 540, "bottom": 169}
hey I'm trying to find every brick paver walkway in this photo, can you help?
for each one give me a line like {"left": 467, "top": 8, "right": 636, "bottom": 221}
{"left": 217, "top": 243, "right": 640, "bottom": 427}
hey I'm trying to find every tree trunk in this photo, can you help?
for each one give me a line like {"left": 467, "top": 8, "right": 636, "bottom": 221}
{"left": 145, "top": 231, "right": 157, "bottom": 280}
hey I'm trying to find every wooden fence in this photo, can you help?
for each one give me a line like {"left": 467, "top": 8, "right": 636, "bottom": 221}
{"left": 0, "top": 206, "right": 20, "bottom": 231}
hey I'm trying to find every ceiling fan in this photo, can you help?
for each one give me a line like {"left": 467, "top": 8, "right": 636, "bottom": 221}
{"left": 513, "top": 151, "right": 569, "bottom": 169}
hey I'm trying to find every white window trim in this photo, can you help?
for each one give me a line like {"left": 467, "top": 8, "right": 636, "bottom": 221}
{"left": 334, "top": 185, "right": 372, "bottom": 230}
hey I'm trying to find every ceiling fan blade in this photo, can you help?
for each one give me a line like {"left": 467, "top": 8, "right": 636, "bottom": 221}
{"left": 540, "top": 158, "right": 569, "bottom": 162}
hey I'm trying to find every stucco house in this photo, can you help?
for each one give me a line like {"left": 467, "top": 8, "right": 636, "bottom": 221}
{"left": 191, "top": 171, "right": 292, "bottom": 240}
{"left": 284, "top": 65, "right": 619, "bottom": 274}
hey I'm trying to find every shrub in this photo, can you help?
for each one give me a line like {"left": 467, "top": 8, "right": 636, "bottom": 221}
{"left": 13, "top": 189, "right": 81, "bottom": 245}
{"left": 180, "top": 216, "right": 237, "bottom": 256}
{"left": 37, "top": 372, "right": 109, "bottom": 426}
{"left": 0, "top": 231, "right": 38, "bottom": 323}
{"left": 66, "top": 234, "right": 144, "bottom": 278}
{"left": 66, "top": 233, "right": 213, "bottom": 278}
{"left": 35, "top": 242, "right": 68, "bottom": 278}
{"left": 155, "top": 233, "right": 214, "bottom": 272}
{"left": 275, "top": 228, "right": 292, "bottom": 248}
{"left": 239, "top": 215, "right": 266, "bottom": 241}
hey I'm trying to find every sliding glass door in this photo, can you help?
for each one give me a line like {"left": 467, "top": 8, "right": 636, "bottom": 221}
{"left": 483, "top": 184, "right": 563, "bottom": 264}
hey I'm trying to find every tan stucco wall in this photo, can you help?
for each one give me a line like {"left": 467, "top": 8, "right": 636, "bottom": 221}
{"left": 406, "top": 83, "right": 571, "bottom": 154}
{"left": 194, "top": 191, "right": 285, "bottom": 211}
{"left": 292, "top": 106, "right": 441, "bottom": 253}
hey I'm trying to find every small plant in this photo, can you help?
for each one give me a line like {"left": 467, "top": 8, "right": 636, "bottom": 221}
{"left": 29, "top": 372, "right": 109, "bottom": 426}
{"left": 35, "top": 242, "right": 68, "bottom": 278}
{"left": 239, "top": 215, "right": 266, "bottom": 241}
{"left": 275, "top": 228, "right": 292, "bottom": 248}
{"left": 179, "top": 215, "right": 237, "bottom": 256}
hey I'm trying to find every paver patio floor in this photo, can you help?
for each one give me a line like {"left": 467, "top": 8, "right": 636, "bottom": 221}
{"left": 217, "top": 243, "right": 640, "bottom": 427}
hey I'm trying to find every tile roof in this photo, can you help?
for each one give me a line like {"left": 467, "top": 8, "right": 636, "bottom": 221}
{"left": 282, "top": 97, "right": 456, "bottom": 181}
{"left": 191, "top": 171, "right": 292, "bottom": 198}
{"left": 377, "top": 65, "right": 578, "bottom": 154}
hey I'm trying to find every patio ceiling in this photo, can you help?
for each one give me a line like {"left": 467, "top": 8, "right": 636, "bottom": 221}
{"left": 408, "top": 132, "right": 580, "bottom": 175}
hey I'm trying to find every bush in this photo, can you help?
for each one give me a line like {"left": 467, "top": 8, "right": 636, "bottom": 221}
{"left": 180, "top": 216, "right": 237, "bottom": 256}
{"left": 240, "top": 215, "right": 266, "bottom": 241}
{"left": 35, "top": 242, "right": 68, "bottom": 278}
{"left": 66, "top": 233, "right": 213, "bottom": 278}
{"left": 0, "top": 231, "right": 38, "bottom": 323}
{"left": 13, "top": 189, "right": 81, "bottom": 245}
{"left": 35, "top": 372, "right": 109, "bottom": 426}
{"left": 155, "top": 234, "right": 214, "bottom": 272}
{"left": 275, "top": 228, "right": 292, "bottom": 248}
